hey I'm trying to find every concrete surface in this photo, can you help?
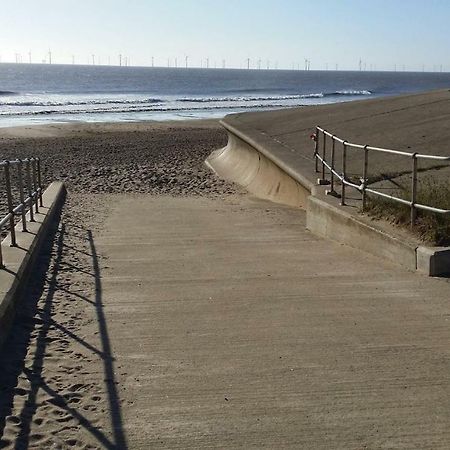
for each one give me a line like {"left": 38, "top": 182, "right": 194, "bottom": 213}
{"left": 0, "top": 181, "right": 65, "bottom": 347}
{"left": 306, "top": 195, "right": 418, "bottom": 271}
{"left": 92, "top": 194, "right": 450, "bottom": 448}
{"left": 206, "top": 127, "right": 311, "bottom": 208}
{"left": 226, "top": 89, "right": 450, "bottom": 178}
{"left": 216, "top": 92, "right": 449, "bottom": 275}
{"left": 417, "top": 246, "right": 450, "bottom": 276}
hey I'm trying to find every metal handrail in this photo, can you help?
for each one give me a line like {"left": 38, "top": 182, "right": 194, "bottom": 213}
{"left": 0, "top": 157, "right": 43, "bottom": 268}
{"left": 312, "top": 127, "right": 450, "bottom": 227}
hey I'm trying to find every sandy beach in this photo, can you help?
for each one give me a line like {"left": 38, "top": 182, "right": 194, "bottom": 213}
{"left": 0, "top": 120, "right": 236, "bottom": 196}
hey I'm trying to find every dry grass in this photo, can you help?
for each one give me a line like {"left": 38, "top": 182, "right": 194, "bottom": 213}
{"left": 365, "top": 177, "right": 450, "bottom": 246}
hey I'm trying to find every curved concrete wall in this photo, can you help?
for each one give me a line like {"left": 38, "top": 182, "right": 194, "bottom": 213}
{"left": 206, "top": 127, "right": 310, "bottom": 208}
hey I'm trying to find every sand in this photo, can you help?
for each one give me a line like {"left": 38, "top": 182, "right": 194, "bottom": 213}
{"left": 0, "top": 120, "right": 240, "bottom": 233}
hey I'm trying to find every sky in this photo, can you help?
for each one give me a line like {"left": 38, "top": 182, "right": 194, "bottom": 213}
{"left": 1, "top": 0, "right": 449, "bottom": 71}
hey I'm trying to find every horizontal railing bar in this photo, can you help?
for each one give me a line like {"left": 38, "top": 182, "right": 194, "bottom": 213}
{"left": 415, "top": 203, "right": 450, "bottom": 214}
{"left": 316, "top": 153, "right": 363, "bottom": 189}
{"left": 366, "top": 146, "right": 412, "bottom": 157}
{"left": 344, "top": 179, "right": 362, "bottom": 190}
{"left": 346, "top": 143, "right": 366, "bottom": 150}
{"left": 416, "top": 154, "right": 450, "bottom": 161}
{"left": 365, "top": 188, "right": 412, "bottom": 206}
{"left": 0, "top": 158, "right": 40, "bottom": 168}
{"left": 0, "top": 213, "right": 12, "bottom": 229}
{"left": 316, "top": 126, "right": 449, "bottom": 159}
{"left": 12, "top": 204, "right": 24, "bottom": 215}
{"left": 315, "top": 126, "right": 450, "bottom": 220}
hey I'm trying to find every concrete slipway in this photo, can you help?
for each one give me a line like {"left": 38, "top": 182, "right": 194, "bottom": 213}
{"left": 94, "top": 92, "right": 450, "bottom": 447}
{"left": 2, "top": 91, "right": 450, "bottom": 448}
{"left": 95, "top": 194, "right": 450, "bottom": 449}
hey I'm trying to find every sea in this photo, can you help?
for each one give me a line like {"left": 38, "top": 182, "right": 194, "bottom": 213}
{"left": 1, "top": 63, "right": 450, "bottom": 127}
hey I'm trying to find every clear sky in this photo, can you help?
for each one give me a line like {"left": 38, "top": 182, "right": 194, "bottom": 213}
{"left": 1, "top": 0, "right": 449, "bottom": 71}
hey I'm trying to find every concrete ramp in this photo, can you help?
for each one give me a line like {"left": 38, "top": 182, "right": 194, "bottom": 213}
{"left": 206, "top": 123, "right": 310, "bottom": 208}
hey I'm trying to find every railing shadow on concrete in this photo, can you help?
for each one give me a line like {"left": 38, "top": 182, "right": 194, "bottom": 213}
{"left": 0, "top": 217, "right": 128, "bottom": 448}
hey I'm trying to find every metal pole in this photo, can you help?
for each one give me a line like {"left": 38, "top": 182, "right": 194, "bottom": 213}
{"left": 314, "top": 128, "right": 319, "bottom": 173}
{"left": 17, "top": 160, "right": 27, "bottom": 232}
{"left": 4, "top": 161, "right": 17, "bottom": 247}
{"left": 0, "top": 232, "right": 3, "bottom": 268}
{"left": 330, "top": 136, "right": 336, "bottom": 193}
{"left": 411, "top": 153, "right": 418, "bottom": 227}
{"left": 26, "top": 159, "right": 35, "bottom": 222}
{"left": 37, "top": 157, "right": 43, "bottom": 207}
{"left": 322, "top": 133, "right": 327, "bottom": 181}
{"left": 362, "top": 145, "right": 369, "bottom": 211}
{"left": 31, "top": 158, "right": 39, "bottom": 214}
{"left": 341, "top": 141, "right": 347, "bottom": 206}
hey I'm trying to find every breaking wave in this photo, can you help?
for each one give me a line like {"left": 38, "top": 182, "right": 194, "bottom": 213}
{"left": 0, "top": 98, "right": 163, "bottom": 107}
{"left": 0, "top": 90, "right": 17, "bottom": 96}
{"left": 0, "top": 89, "right": 373, "bottom": 118}
{"left": 0, "top": 102, "right": 300, "bottom": 117}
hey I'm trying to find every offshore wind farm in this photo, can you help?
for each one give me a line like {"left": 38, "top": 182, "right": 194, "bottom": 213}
{"left": 2, "top": 63, "right": 450, "bottom": 127}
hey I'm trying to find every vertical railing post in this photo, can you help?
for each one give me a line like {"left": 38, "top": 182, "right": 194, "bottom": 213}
{"left": 322, "top": 133, "right": 327, "bottom": 181}
{"left": 341, "top": 141, "right": 347, "bottom": 206}
{"left": 4, "top": 161, "right": 17, "bottom": 247}
{"left": 411, "top": 153, "right": 418, "bottom": 227}
{"left": 330, "top": 136, "right": 336, "bottom": 193}
{"left": 17, "top": 159, "right": 27, "bottom": 232}
{"left": 26, "top": 159, "right": 35, "bottom": 223}
{"left": 31, "top": 158, "right": 39, "bottom": 214}
{"left": 314, "top": 127, "right": 319, "bottom": 173}
{"left": 0, "top": 162, "right": 3, "bottom": 265}
{"left": 37, "top": 157, "right": 43, "bottom": 207}
{"left": 362, "top": 145, "right": 369, "bottom": 211}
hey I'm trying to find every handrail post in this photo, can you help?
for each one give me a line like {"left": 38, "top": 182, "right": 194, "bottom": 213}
{"left": 31, "top": 158, "right": 39, "bottom": 214}
{"left": 322, "top": 133, "right": 327, "bottom": 181}
{"left": 4, "top": 161, "right": 17, "bottom": 247}
{"left": 341, "top": 141, "right": 347, "bottom": 206}
{"left": 17, "top": 159, "right": 27, "bottom": 232}
{"left": 411, "top": 153, "right": 418, "bottom": 227}
{"left": 330, "top": 136, "right": 336, "bottom": 193}
{"left": 314, "top": 127, "right": 319, "bottom": 173}
{"left": 37, "top": 157, "right": 43, "bottom": 207}
{"left": 362, "top": 145, "right": 369, "bottom": 211}
{"left": 26, "top": 159, "right": 35, "bottom": 223}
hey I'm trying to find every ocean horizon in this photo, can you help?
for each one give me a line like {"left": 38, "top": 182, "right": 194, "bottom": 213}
{"left": 1, "top": 63, "right": 450, "bottom": 127}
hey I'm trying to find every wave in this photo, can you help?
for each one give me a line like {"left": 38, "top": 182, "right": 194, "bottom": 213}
{"left": 0, "top": 89, "right": 372, "bottom": 108}
{"left": 0, "top": 98, "right": 163, "bottom": 107}
{"left": 0, "top": 90, "right": 17, "bottom": 96}
{"left": 179, "top": 90, "right": 372, "bottom": 102}
{"left": 334, "top": 90, "right": 372, "bottom": 96}
{"left": 0, "top": 102, "right": 305, "bottom": 117}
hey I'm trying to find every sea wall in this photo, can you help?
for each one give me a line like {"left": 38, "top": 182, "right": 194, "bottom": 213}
{"left": 209, "top": 115, "right": 449, "bottom": 277}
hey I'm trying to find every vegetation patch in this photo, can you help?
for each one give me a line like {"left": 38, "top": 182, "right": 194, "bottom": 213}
{"left": 365, "top": 177, "right": 450, "bottom": 246}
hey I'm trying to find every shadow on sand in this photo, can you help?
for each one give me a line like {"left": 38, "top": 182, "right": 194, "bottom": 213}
{"left": 0, "top": 217, "right": 128, "bottom": 449}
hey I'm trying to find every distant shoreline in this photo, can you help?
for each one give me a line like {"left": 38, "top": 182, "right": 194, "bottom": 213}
{"left": 0, "top": 118, "right": 222, "bottom": 140}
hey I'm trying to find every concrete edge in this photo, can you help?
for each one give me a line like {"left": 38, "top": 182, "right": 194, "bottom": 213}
{"left": 216, "top": 117, "right": 449, "bottom": 277}
{"left": 206, "top": 130, "right": 310, "bottom": 208}
{"left": 0, "top": 181, "right": 66, "bottom": 348}
{"left": 416, "top": 246, "right": 450, "bottom": 277}
{"left": 220, "top": 119, "right": 316, "bottom": 194}
{"left": 306, "top": 195, "right": 417, "bottom": 271}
